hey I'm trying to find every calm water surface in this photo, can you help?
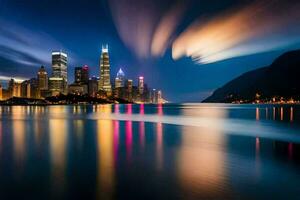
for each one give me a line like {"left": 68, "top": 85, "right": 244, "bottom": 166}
{"left": 0, "top": 104, "right": 300, "bottom": 199}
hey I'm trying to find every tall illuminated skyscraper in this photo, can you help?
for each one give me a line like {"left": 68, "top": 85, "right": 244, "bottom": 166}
{"left": 138, "top": 76, "right": 144, "bottom": 95}
{"left": 99, "top": 45, "right": 112, "bottom": 95}
{"left": 50, "top": 51, "right": 68, "bottom": 94}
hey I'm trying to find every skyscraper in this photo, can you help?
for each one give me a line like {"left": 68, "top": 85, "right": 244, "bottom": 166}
{"left": 117, "top": 68, "right": 125, "bottom": 87}
{"left": 8, "top": 79, "right": 21, "bottom": 98}
{"left": 125, "top": 79, "right": 133, "bottom": 101}
{"left": 75, "top": 65, "right": 89, "bottom": 84}
{"left": 88, "top": 76, "right": 99, "bottom": 97}
{"left": 99, "top": 45, "right": 112, "bottom": 95}
{"left": 50, "top": 51, "right": 68, "bottom": 94}
{"left": 37, "top": 66, "right": 48, "bottom": 91}
{"left": 0, "top": 84, "right": 3, "bottom": 100}
{"left": 138, "top": 76, "right": 144, "bottom": 95}
{"left": 158, "top": 90, "right": 163, "bottom": 103}
{"left": 115, "top": 78, "right": 122, "bottom": 88}
{"left": 75, "top": 67, "right": 82, "bottom": 84}
{"left": 21, "top": 80, "right": 31, "bottom": 98}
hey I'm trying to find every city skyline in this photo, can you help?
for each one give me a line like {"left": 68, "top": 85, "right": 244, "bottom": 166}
{"left": 0, "top": 45, "right": 164, "bottom": 104}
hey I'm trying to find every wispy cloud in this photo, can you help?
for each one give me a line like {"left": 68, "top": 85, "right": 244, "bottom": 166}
{"left": 0, "top": 19, "right": 79, "bottom": 80}
{"left": 0, "top": 19, "right": 76, "bottom": 66}
{"left": 108, "top": 0, "right": 185, "bottom": 60}
{"left": 0, "top": 19, "right": 65, "bottom": 66}
{"left": 172, "top": 0, "right": 300, "bottom": 64}
{"left": 151, "top": 2, "right": 185, "bottom": 57}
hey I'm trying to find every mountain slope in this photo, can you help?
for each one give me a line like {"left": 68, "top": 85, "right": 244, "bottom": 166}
{"left": 203, "top": 50, "right": 300, "bottom": 103}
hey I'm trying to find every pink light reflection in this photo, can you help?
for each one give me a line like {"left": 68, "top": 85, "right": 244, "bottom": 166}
{"left": 125, "top": 121, "right": 133, "bottom": 162}
{"left": 139, "top": 122, "right": 145, "bottom": 149}
{"left": 156, "top": 123, "right": 163, "bottom": 170}
{"left": 127, "top": 104, "right": 132, "bottom": 115}
{"left": 114, "top": 104, "right": 120, "bottom": 114}
{"left": 140, "top": 104, "right": 145, "bottom": 115}
{"left": 113, "top": 120, "right": 120, "bottom": 164}
{"left": 158, "top": 103, "right": 163, "bottom": 116}
{"left": 288, "top": 143, "right": 293, "bottom": 160}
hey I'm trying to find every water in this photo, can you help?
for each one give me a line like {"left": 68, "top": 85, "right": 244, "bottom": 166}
{"left": 0, "top": 104, "right": 300, "bottom": 199}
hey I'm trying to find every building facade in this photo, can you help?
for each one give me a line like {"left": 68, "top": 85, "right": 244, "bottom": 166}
{"left": 75, "top": 65, "right": 89, "bottom": 85}
{"left": 37, "top": 66, "right": 48, "bottom": 91}
{"left": 99, "top": 45, "right": 112, "bottom": 95}
{"left": 116, "top": 68, "right": 125, "bottom": 87}
{"left": 51, "top": 51, "right": 68, "bottom": 94}
{"left": 88, "top": 76, "right": 99, "bottom": 97}
{"left": 138, "top": 76, "right": 144, "bottom": 95}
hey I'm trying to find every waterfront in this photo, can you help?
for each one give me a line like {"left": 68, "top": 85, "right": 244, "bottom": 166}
{"left": 0, "top": 104, "right": 300, "bottom": 199}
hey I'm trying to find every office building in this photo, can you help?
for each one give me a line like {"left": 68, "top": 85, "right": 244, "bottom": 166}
{"left": 115, "top": 77, "right": 122, "bottom": 88}
{"left": 125, "top": 79, "right": 133, "bottom": 101}
{"left": 49, "top": 77, "right": 64, "bottom": 96}
{"left": 99, "top": 45, "right": 112, "bottom": 95}
{"left": 138, "top": 76, "right": 144, "bottom": 95}
{"left": 116, "top": 68, "right": 125, "bottom": 87}
{"left": 75, "top": 65, "right": 89, "bottom": 84}
{"left": 158, "top": 90, "right": 163, "bottom": 103}
{"left": 51, "top": 51, "right": 68, "bottom": 94}
{"left": 37, "top": 66, "right": 48, "bottom": 91}
{"left": 8, "top": 79, "right": 21, "bottom": 98}
{"left": 0, "top": 84, "right": 2, "bottom": 100}
{"left": 88, "top": 76, "right": 99, "bottom": 97}
{"left": 29, "top": 78, "right": 39, "bottom": 98}
{"left": 21, "top": 80, "right": 31, "bottom": 98}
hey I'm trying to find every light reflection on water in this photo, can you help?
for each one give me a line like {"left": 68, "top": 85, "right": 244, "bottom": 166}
{"left": 177, "top": 106, "right": 228, "bottom": 198}
{"left": 97, "top": 105, "right": 115, "bottom": 199}
{"left": 0, "top": 104, "right": 300, "bottom": 199}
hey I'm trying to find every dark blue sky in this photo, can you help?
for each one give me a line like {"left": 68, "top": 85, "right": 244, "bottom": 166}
{"left": 1, "top": 0, "right": 300, "bottom": 102}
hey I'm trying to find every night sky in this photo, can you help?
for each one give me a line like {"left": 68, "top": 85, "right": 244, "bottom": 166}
{"left": 1, "top": 0, "right": 300, "bottom": 102}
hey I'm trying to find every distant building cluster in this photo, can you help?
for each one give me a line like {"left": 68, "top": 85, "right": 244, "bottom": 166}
{"left": 0, "top": 45, "right": 165, "bottom": 104}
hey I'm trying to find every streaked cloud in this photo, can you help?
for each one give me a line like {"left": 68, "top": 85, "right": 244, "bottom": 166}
{"left": 151, "top": 2, "right": 185, "bottom": 57}
{"left": 172, "top": 0, "right": 300, "bottom": 64}
{"left": 108, "top": 0, "right": 158, "bottom": 59}
{"left": 0, "top": 19, "right": 79, "bottom": 80}
{"left": 0, "top": 19, "right": 64, "bottom": 66}
{"left": 108, "top": 0, "right": 185, "bottom": 59}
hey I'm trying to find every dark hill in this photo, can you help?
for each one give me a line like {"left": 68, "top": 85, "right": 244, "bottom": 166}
{"left": 203, "top": 50, "right": 300, "bottom": 103}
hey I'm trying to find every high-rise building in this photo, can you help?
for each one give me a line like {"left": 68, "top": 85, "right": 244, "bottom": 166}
{"left": 138, "top": 76, "right": 144, "bottom": 95}
{"left": 37, "top": 66, "right": 48, "bottom": 91}
{"left": 21, "top": 80, "right": 31, "bottom": 98}
{"left": 75, "top": 67, "right": 82, "bottom": 84}
{"left": 51, "top": 51, "right": 68, "bottom": 94}
{"left": 8, "top": 79, "right": 21, "bottom": 98}
{"left": 30, "top": 78, "right": 39, "bottom": 98}
{"left": 49, "top": 77, "right": 64, "bottom": 96}
{"left": 116, "top": 68, "right": 125, "bottom": 87}
{"left": 158, "top": 90, "right": 163, "bottom": 103}
{"left": 115, "top": 78, "right": 122, "bottom": 88}
{"left": 151, "top": 89, "right": 158, "bottom": 103}
{"left": 88, "top": 76, "right": 99, "bottom": 97}
{"left": 99, "top": 45, "right": 112, "bottom": 95}
{"left": 125, "top": 79, "right": 133, "bottom": 101}
{"left": 0, "top": 84, "right": 2, "bottom": 100}
{"left": 75, "top": 65, "right": 89, "bottom": 84}
{"left": 81, "top": 65, "right": 89, "bottom": 84}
